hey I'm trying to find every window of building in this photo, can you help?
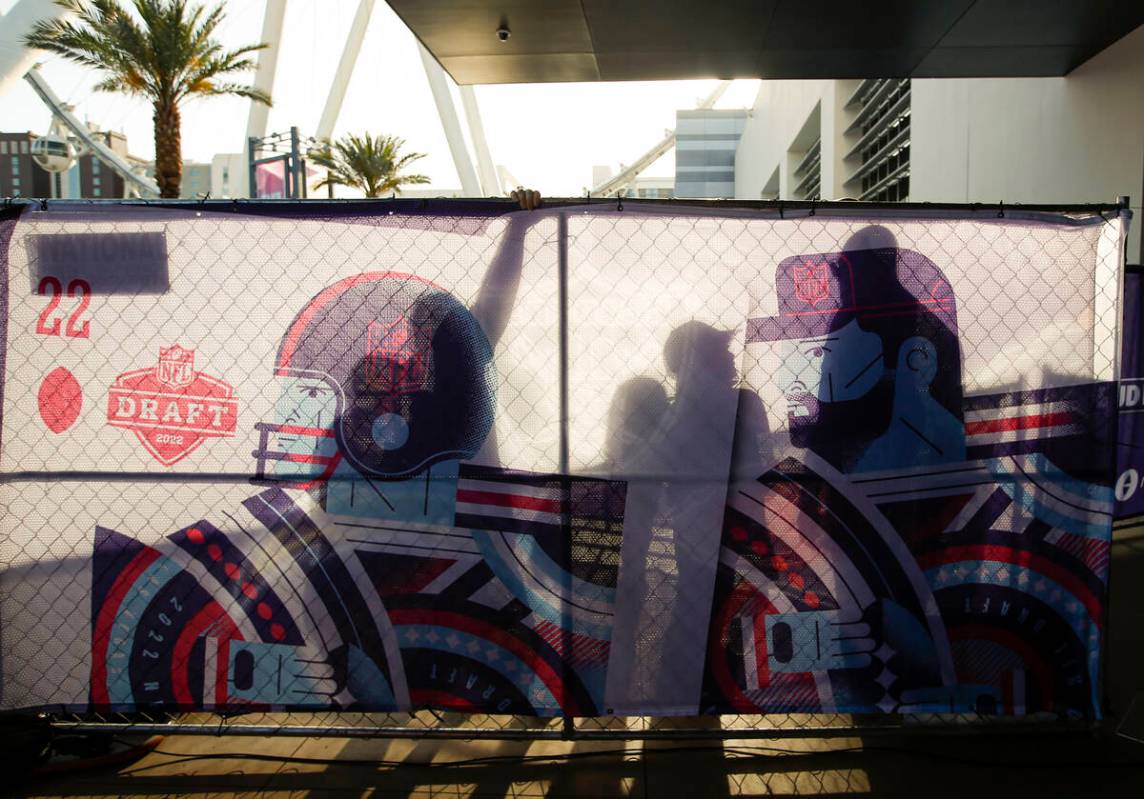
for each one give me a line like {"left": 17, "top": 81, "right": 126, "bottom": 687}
{"left": 91, "top": 158, "right": 101, "bottom": 174}
{"left": 843, "top": 79, "right": 911, "bottom": 202}
{"left": 10, "top": 156, "right": 19, "bottom": 175}
{"left": 792, "top": 138, "right": 821, "bottom": 201}
{"left": 0, "top": 142, "right": 7, "bottom": 154}
{"left": 20, "top": 141, "right": 29, "bottom": 154}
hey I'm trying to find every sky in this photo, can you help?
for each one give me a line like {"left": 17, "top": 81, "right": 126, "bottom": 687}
{"left": 0, "top": 0, "right": 760, "bottom": 196}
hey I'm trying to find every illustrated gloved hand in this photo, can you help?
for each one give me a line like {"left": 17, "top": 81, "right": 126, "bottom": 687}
{"left": 765, "top": 610, "right": 877, "bottom": 673}
{"left": 226, "top": 641, "right": 343, "bottom": 705}
{"left": 226, "top": 640, "right": 396, "bottom": 709}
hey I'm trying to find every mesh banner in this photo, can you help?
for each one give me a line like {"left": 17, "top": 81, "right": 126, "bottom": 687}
{"left": 0, "top": 200, "right": 1128, "bottom": 721}
{"left": 1117, "top": 270, "right": 1144, "bottom": 522}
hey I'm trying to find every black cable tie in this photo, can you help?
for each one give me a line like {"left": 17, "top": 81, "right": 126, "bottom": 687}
{"left": 809, "top": 202, "right": 816, "bottom": 217}
{"left": 778, "top": 201, "right": 784, "bottom": 219}
{"left": 617, "top": 195, "right": 623, "bottom": 212}
{"left": 40, "top": 198, "right": 48, "bottom": 211}
{"left": 199, "top": 191, "right": 210, "bottom": 205}
{"left": 997, "top": 201, "right": 1005, "bottom": 218}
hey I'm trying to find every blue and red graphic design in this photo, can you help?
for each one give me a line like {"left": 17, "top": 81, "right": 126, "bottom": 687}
{"left": 749, "top": 226, "right": 965, "bottom": 474}
{"left": 94, "top": 267, "right": 625, "bottom": 716}
{"left": 91, "top": 491, "right": 397, "bottom": 710}
{"left": 707, "top": 230, "right": 1114, "bottom": 718}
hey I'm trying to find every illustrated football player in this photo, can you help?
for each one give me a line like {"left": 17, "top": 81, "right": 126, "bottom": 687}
{"left": 709, "top": 225, "right": 976, "bottom": 714}
{"left": 750, "top": 225, "right": 966, "bottom": 473}
{"left": 253, "top": 193, "right": 541, "bottom": 523}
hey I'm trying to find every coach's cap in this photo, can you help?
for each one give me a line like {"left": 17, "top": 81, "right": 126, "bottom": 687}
{"left": 664, "top": 320, "right": 735, "bottom": 375}
{"left": 747, "top": 226, "right": 956, "bottom": 343}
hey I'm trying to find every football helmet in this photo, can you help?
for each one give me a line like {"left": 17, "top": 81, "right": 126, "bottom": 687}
{"left": 253, "top": 272, "right": 496, "bottom": 484}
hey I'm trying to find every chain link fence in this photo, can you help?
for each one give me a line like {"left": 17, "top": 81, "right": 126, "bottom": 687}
{"left": 0, "top": 197, "right": 1129, "bottom": 741}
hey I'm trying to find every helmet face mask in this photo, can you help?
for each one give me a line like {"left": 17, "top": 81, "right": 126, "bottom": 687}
{"left": 253, "top": 374, "right": 342, "bottom": 485}
{"left": 252, "top": 272, "right": 496, "bottom": 488}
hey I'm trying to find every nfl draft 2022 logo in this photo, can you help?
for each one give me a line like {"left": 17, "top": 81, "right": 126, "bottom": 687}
{"left": 107, "top": 346, "right": 238, "bottom": 465}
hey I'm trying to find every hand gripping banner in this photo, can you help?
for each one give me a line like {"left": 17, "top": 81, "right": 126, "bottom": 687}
{"left": 0, "top": 200, "right": 1128, "bottom": 720}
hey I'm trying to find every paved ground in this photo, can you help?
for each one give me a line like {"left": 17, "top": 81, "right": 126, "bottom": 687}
{"left": 14, "top": 729, "right": 1144, "bottom": 798}
{"left": 12, "top": 529, "right": 1144, "bottom": 798}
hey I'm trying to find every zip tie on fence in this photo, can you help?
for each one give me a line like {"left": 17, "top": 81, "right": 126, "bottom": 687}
{"left": 40, "top": 198, "right": 48, "bottom": 211}
{"left": 778, "top": 201, "right": 784, "bottom": 219}
{"left": 997, "top": 201, "right": 1005, "bottom": 218}
{"left": 199, "top": 192, "right": 210, "bottom": 205}
{"left": 617, "top": 195, "right": 623, "bottom": 212}
{"left": 809, "top": 202, "right": 817, "bottom": 217}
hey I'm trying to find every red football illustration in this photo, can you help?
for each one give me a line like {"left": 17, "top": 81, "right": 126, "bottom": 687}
{"left": 38, "top": 366, "right": 83, "bottom": 434}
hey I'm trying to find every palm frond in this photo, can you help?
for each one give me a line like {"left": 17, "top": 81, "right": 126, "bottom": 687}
{"left": 25, "top": 0, "right": 270, "bottom": 107}
{"left": 312, "top": 132, "right": 432, "bottom": 198}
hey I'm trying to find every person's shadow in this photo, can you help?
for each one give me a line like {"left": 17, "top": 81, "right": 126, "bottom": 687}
{"left": 605, "top": 322, "right": 770, "bottom": 719}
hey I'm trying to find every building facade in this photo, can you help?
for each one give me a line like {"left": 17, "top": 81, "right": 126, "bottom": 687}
{"left": 734, "top": 24, "right": 1144, "bottom": 262}
{"left": 0, "top": 132, "right": 51, "bottom": 198}
{"left": 0, "top": 129, "right": 136, "bottom": 199}
{"left": 178, "top": 162, "right": 211, "bottom": 199}
{"left": 675, "top": 109, "right": 747, "bottom": 199}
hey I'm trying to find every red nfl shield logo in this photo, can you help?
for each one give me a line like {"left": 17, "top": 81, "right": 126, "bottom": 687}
{"left": 157, "top": 346, "right": 195, "bottom": 388}
{"left": 109, "top": 346, "right": 238, "bottom": 465}
{"left": 793, "top": 262, "right": 831, "bottom": 306}
{"left": 365, "top": 316, "right": 430, "bottom": 392}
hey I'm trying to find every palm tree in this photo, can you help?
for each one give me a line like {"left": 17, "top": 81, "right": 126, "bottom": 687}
{"left": 24, "top": 0, "right": 270, "bottom": 198}
{"left": 310, "top": 133, "right": 431, "bottom": 198}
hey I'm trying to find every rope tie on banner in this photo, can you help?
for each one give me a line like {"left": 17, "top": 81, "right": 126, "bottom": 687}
{"left": 808, "top": 202, "right": 817, "bottom": 217}
{"left": 997, "top": 201, "right": 1005, "bottom": 218}
{"left": 617, "top": 195, "right": 623, "bottom": 212}
{"left": 199, "top": 192, "right": 210, "bottom": 205}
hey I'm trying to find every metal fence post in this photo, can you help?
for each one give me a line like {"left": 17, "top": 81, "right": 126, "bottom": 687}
{"left": 557, "top": 210, "right": 575, "bottom": 740}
